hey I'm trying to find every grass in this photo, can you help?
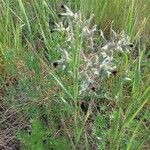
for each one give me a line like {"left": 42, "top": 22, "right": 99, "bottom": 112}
{"left": 0, "top": 0, "right": 150, "bottom": 150}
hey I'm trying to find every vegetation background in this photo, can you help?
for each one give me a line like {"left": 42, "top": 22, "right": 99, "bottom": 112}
{"left": 0, "top": 0, "right": 149, "bottom": 150}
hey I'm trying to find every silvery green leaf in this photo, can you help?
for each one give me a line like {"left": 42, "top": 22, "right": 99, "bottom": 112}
{"left": 61, "top": 5, "right": 74, "bottom": 17}
{"left": 55, "top": 22, "right": 65, "bottom": 31}
{"left": 111, "top": 28, "right": 117, "bottom": 41}
{"left": 101, "top": 52, "right": 108, "bottom": 58}
{"left": 80, "top": 81, "right": 89, "bottom": 94}
{"left": 100, "top": 30, "right": 108, "bottom": 44}
{"left": 101, "top": 42, "right": 117, "bottom": 51}
{"left": 91, "top": 68, "right": 99, "bottom": 75}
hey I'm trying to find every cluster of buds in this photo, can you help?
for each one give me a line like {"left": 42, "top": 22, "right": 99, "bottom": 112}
{"left": 52, "top": 5, "right": 133, "bottom": 95}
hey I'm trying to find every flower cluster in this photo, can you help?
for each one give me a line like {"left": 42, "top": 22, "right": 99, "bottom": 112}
{"left": 52, "top": 5, "right": 132, "bottom": 95}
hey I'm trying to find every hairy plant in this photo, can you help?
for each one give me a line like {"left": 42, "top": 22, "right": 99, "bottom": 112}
{"left": 52, "top": 5, "right": 133, "bottom": 95}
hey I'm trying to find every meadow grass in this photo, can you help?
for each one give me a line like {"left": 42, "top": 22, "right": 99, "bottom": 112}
{"left": 0, "top": 0, "right": 150, "bottom": 150}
